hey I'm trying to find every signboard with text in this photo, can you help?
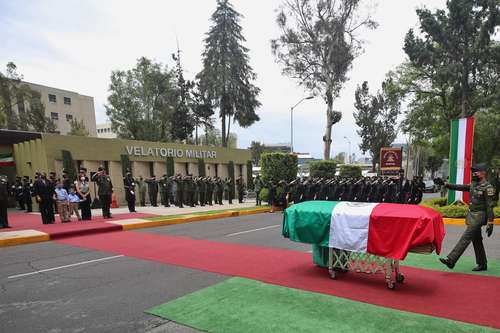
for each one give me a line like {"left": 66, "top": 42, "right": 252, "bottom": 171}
{"left": 380, "top": 147, "right": 403, "bottom": 172}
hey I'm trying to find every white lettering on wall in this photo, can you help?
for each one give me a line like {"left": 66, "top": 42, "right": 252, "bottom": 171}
{"left": 125, "top": 146, "right": 218, "bottom": 159}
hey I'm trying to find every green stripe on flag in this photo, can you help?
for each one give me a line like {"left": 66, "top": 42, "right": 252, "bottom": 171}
{"left": 448, "top": 119, "right": 459, "bottom": 204}
{"left": 146, "top": 277, "right": 497, "bottom": 333}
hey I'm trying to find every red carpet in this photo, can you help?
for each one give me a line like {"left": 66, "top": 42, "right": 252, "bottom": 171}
{"left": 2, "top": 211, "right": 157, "bottom": 238}
{"left": 58, "top": 231, "right": 500, "bottom": 329}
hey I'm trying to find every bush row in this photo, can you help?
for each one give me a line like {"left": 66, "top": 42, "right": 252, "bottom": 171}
{"left": 421, "top": 197, "right": 500, "bottom": 218}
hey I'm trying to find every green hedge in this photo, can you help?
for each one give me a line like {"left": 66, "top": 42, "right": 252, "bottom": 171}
{"left": 260, "top": 153, "right": 298, "bottom": 183}
{"left": 247, "top": 160, "right": 254, "bottom": 190}
{"left": 309, "top": 160, "right": 337, "bottom": 178}
{"left": 166, "top": 157, "right": 174, "bottom": 177}
{"left": 120, "top": 154, "right": 131, "bottom": 176}
{"left": 198, "top": 158, "right": 206, "bottom": 177}
{"left": 61, "top": 150, "right": 77, "bottom": 181}
{"left": 259, "top": 188, "right": 269, "bottom": 202}
{"left": 420, "top": 197, "right": 500, "bottom": 218}
{"left": 339, "top": 165, "right": 362, "bottom": 178}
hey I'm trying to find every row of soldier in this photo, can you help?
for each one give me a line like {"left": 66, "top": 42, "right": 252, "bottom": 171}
{"left": 123, "top": 173, "right": 247, "bottom": 212}
{"left": 255, "top": 175, "right": 426, "bottom": 207}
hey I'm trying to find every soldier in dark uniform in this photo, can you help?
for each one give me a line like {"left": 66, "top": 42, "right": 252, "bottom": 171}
{"left": 175, "top": 174, "right": 184, "bottom": 208}
{"left": 48, "top": 171, "right": 58, "bottom": 214}
{"left": 186, "top": 175, "right": 195, "bottom": 207}
{"left": 216, "top": 177, "right": 224, "bottom": 205}
{"left": 34, "top": 172, "right": 56, "bottom": 224}
{"left": 91, "top": 167, "right": 113, "bottom": 218}
{"left": 145, "top": 176, "right": 159, "bottom": 207}
{"left": 198, "top": 177, "right": 206, "bottom": 206}
{"left": 62, "top": 169, "right": 72, "bottom": 192}
{"left": 123, "top": 172, "right": 136, "bottom": 212}
{"left": 22, "top": 176, "right": 33, "bottom": 212}
{"left": 159, "top": 175, "right": 167, "bottom": 206}
{"left": 236, "top": 175, "right": 245, "bottom": 203}
{"left": 254, "top": 175, "right": 264, "bottom": 206}
{"left": 13, "top": 176, "right": 24, "bottom": 210}
{"left": 0, "top": 175, "right": 10, "bottom": 228}
{"left": 440, "top": 164, "right": 497, "bottom": 271}
{"left": 206, "top": 177, "right": 214, "bottom": 206}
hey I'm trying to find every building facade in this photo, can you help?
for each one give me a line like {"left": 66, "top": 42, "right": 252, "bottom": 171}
{"left": 13, "top": 134, "right": 251, "bottom": 204}
{"left": 96, "top": 123, "right": 117, "bottom": 138}
{"left": 14, "top": 82, "right": 97, "bottom": 136}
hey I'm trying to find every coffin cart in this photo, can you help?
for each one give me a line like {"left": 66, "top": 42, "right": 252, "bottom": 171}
{"left": 283, "top": 201, "right": 445, "bottom": 290}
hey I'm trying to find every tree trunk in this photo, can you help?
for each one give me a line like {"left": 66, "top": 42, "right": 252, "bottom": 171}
{"left": 195, "top": 124, "right": 198, "bottom": 145}
{"left": 323, "top": 100, "right": 333, "bottom": 160}
{"left": 221, "top": 114, "right": 227, "bottom": 147}
{"left": 226, "top": 114, "right": 231, "bottom": 147}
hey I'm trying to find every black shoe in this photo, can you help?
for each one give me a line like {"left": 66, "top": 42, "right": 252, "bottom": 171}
{"left": 439, "top": 257, "right": 455, "bottom": 269}
{"left": 472, "top": 265, "right": 487, "bottom": 272}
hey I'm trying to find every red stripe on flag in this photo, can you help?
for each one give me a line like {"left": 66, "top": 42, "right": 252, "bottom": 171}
{"left": 366, "top": 203, "right": 445, "bottom": 260}
{"left": 462, "top": 117, "right": 474, "bottom": 204}
{"left": 0, "top": 162, "right": 15, "bottom": 167}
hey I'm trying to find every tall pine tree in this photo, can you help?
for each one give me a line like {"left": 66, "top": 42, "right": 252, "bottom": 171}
{"left": 171, "top": 47, "right": 195, "bottom": 142}
{"left": 198, "top": 0, "right": 261, "bottom": 147}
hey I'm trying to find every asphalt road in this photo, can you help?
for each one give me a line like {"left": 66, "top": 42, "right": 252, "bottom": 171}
{"left": 1, "top": 212, "right": 499, "bottom": 333}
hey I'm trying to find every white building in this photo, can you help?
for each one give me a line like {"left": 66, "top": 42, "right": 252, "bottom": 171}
{"left": 14, "top": 82, "right": 97, "bottom": 136}
{"left": 96, "top": 123, "right": 117, "bottom": 138}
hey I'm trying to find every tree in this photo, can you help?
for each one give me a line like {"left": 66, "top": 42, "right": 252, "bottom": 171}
{"left": 68, "top": 118, "right": 89, "bottom": 136}
{"left": 198, "top": 0, "right": 261, "bottom": 147}
{"left": 333, "top": 152, "right": 345, "bottom": 164}
{"left": 0, "top": 62, "right": 56, "bottom": 132}
{"left": 105, "top": 57, "right": 177, "bottom": 142}
{"left": 425, "top": 153, "right": 443, "bottom": 179}
{"left": 249, "top": 141, "right": 265, "bottom": 165}
{"left": 272, "top": 0, "right": 377, "bottom": 159}
{"left": 171, "top": 48, "right": 195, "bottom": 142}
{"left": 354, "top": 80, "right": 400, "bottom": 172}
{"left": 260, "top": 153, "right": 298, "bottom": 183}
{"left": 403, "top": 0, "right": 500, "bottom": 119}
{"left": 191, "top": 80, "right": 215, "bottom": 145}
{"left": 200, "top": 127, "right": 237, "bottom": 148}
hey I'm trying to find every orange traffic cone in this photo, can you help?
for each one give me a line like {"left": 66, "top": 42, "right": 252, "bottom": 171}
{"left": 111, "top": 192, "right": 119, "bottom": 208}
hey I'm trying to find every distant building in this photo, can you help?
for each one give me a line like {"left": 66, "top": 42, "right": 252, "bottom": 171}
{"left": 263, "top": 142, "right": 291, "bottom": 153}
{"left": 96, "top": 123, "right": 117, "bottom": 138}
{"left": 13, "top": 82, "right": 97, "bottom": 136}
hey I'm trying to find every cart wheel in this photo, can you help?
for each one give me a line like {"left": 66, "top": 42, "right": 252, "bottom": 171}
{"left": 386, "top": 281, "right": 396, "bottom": 290}
{"left": 396, "top": 273, "right": 405, "bottom": 283}
{"left": 329, "top": 269, "right": 336, "bottom": 280}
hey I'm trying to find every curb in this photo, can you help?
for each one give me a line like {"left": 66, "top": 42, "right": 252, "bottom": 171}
{"left": 443, "top": 217, "right": 500, "bottom": 225}
{"left": 0, "top": 207, "right": 271, "bottom": 248}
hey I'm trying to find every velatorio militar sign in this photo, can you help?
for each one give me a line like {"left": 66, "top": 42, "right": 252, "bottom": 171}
{"left": 380, "top": 147, "right": 403, "bottom": 171}
{"left": 125, "top": 146, "right": 217, "bottom": 159}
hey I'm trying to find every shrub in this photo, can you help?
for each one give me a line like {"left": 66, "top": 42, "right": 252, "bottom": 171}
{"left": 166, "top": 157, "right": 174, "bottom": 177}
{"left": 62, "top": 150, "right": 77, "bottom": 181}
{"left": 259, "top": 187, "right": 269, "bottom": 202}
{"left": 198, "top": 158, "right": 206, "bottom": 177}
{"left": 260, "top": 153, "right": 298, "bottom": 183}
{"left": 246, "top": 160, "right": 254, "bottom": 190}
{"left": 309, "top": 160, "right": 337, "bottom": 178}
{"left": 420, "top": 197, "right": 500, "bottom": 218}
{"left": 120, "top": 154, "right": 131, "bottom": 177}
{"left": 339, "top": 165, "right": 362, "bottom": 178}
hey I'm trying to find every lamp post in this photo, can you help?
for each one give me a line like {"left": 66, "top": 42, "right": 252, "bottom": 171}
{"left": 343, "top": 136, "right": 351, "bottom": 164}
{"left": 291, "top": 96, "right": 314, "bottom": 153}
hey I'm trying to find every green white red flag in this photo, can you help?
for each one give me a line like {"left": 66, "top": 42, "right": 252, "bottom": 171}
{"left": 0, "top": 153, "right": 15, "bottom": 167}
{"left": 448, "top": 117, "right": 474, "bottom": 204}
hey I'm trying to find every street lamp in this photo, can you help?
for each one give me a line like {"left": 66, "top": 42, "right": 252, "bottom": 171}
{"left": 343, "top": 136, "right": 351, "bottom": 164}
{"left": 291, "top": 96, "right": 314, "bottom": 153}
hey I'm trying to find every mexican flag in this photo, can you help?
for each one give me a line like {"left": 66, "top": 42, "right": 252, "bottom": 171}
{"left": 0, "top": 153, "right": 15, "bottom": 167}
{"left": 448, "top": 117, "right": 474, "bottom": 204}
{"left": 283, "top": 201, "right": 444, "bottom": 260}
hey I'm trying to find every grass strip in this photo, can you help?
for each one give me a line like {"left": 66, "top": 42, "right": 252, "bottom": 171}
{"left": 146, "top": 277, "right": 497, "bottom": 333}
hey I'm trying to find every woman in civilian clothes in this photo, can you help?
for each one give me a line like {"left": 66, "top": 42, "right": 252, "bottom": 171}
{"left": 76, "top": 168, "right": 92, "bottom": 220}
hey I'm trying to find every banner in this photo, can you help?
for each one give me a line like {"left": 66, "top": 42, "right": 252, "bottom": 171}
{"left": 380, "top": 147, "right": 403, "bottom": 172}
{"left": 448, "top": 117, "right": 474, "bottom": 204}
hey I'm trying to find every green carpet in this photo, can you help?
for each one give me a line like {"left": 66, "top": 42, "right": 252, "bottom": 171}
{"left": 403, "top": 253, "right": 500, "bottom": 277}
{"left": 146, "top": 277, "right": 496, "bottom": 333}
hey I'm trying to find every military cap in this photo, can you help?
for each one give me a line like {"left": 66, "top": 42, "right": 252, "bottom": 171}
{"left": 471, "top": 163, "right": 487, "bottom": 172}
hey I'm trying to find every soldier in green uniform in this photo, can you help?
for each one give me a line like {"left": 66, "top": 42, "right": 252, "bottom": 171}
{"left": 236, "top": 175, "right": 245, "bottom": 203}
{"left": 175, "top": 174, "right": 184, "bottom": 208}
{"left": 198, "top": 177, "right": 206, "bottom": 206}
{"left": 186, "top": 175, "right": 195, "bottom": 207}
{"left": 159, "top": 175, "right": 167, "bottom": 206}
{"left": 216, "top": 177, "right": 224, "bottom": 205}
{"left": 440, "top": 164, "right": 496, "bottom": 271}
{"left": 136, "top": 176, "right": 147, "bottom": 207}
{"left": 206, "top": 177, "right": 214, "bottom": 206}
{"left": 254, "top": 175, "right": 264, "bottom": 206}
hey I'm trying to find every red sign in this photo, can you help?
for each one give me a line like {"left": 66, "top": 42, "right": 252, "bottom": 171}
{"left": 380, "top": 147, "right": 403, "bottom": 170}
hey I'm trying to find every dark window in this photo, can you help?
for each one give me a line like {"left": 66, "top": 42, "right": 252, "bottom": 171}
{"left": 64, "top": 97, "right": 71, "bottom": 105}
{"left": 239, "top": 164, "right": 243, "bottom": 177}
{"left": 50, "top": 112, "right": 59, "bottom": 120}
{"left": 48, "top": 94, "right": 57, "bottom": 103}
{"left": 215, "top": 164, "right": 219, "bottom": 177}
{"left": 66, "top": 114, "right": 73, "bottom": 121}
{"left": 149, "top": 162, "right": 154, "bottom": 177}
{"left": 104, "top": 161, "right": 109, "bottom": 174}
{"left": 184, "top": 163, "right": 189, "bottom": 175}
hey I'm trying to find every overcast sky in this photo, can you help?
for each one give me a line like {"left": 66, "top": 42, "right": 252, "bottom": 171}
{"left": 0, "top": 0, "right": 447, "bottom": 159}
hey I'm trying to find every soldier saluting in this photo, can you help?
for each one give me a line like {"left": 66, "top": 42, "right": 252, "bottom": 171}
{"left": 440, "top": 164, "right": 496, "bottom": 271}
